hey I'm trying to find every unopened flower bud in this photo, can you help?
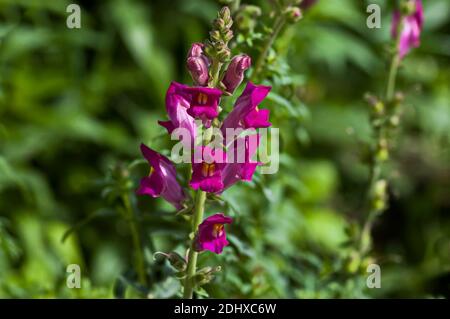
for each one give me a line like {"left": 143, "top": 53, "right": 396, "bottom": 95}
{"left": 223, "top": 30, "right": 234, "bottom": 42}
{"left": 372, "top": 179, "right": 388, "bottom": 211}
{"left": 376, "top": 138, "right": 389, "bottom": 162}
{"left": 389, "top": 115, "right": 400, "bottom": 127}
{"left": 209, "top": 30, "right": 221, "bottom": 41}
{"left": 220, "top": 7, "right": 231, "bottom": 22}
{"left": 214, "top": 18, "right": 225, "bottom": 30}
{"left": 222, "top": 54, "right": 251, "bottom": 94}
{"left": 217, "top": 47, "right": 231, "bottom": 62}
{"left": 187, "top": 43, "right": 210, "bottom": 86}
{"left": 153, "top": 251, "right": 187, "bottom": 272}
{"left": 193, "top": 266, "right": 222, "bottom": 286}
{"left": 374, "top": 179, "right": 387, "bottom": 199}
{"left": 373, "top": 101, "right": 384, "bottom": 116}
{"left": 284, "top": 6, "right": 303, "bottom": 23}
{"left": 188, "top": 42, "right": 203, "bottom": 57}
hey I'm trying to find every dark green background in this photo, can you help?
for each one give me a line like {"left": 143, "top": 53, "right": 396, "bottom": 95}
{"left": 0, "top": 0, "right": 448, "bottom": 298}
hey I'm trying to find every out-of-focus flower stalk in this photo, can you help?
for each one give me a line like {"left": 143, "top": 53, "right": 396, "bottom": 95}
{"left": 252, "top": 14, "right": 286, "bottom": 81}
{"left": 359, "top": 7, "right": 410, "bottom": 255}
{"left": 386, "top": 16, "right": 404, "bottom": 102}
{"left": 251, "top": 1, "right": 304, "bottom": 81}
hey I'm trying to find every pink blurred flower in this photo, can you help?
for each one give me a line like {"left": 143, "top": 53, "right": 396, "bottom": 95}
{"left": 391, "top": 0, "right": 424, "bottom": 59}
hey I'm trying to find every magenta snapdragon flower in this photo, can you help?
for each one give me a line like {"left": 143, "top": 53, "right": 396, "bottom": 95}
{"left": 196, "top": 213, "right": 233, "bottom": 254}
{"left": 222, "top": 82, "right": 272, "bottom": 133}
{"left": 190, "top": 135, "right": 260, "bottom": 194}
{"left": 136, "top": 143, "right": 186, "bottom": 210}
{"left": 190, "top": 146, "right": 227, "bottom": 193}
{"left": 158, "top": 82, "right": 198, "bottom": 146}
{"left": 159, "top": 82, "right": 222, "bottom": 128}
{"left": 391, "top": 0, "right": 424, "bottom": 59}
{"left": 185, "top": 86, "right": 222, "bottom": 122}
{"left": 222, "top": 54, "right": 251, "bottom": 94}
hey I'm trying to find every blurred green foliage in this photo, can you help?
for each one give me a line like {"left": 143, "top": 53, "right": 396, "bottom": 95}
{"left": 0, "top": 0, "right": 449, "bottom": 298}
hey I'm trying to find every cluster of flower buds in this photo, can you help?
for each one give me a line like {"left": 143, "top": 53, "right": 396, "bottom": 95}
{"left": 187, "top": 7, "right": 251, "bottom": 94}
{"left": 205, "top": 7, "right": 233, "bottom": 64}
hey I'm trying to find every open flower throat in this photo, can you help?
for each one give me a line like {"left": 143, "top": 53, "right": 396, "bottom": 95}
{"left": 196, "top": 213, "right": 232, "bottom": 254}
{"left": 212, "top": 223, "right": 224, "bottom": 238}
{"left": 201, "top": 162, "right": 216, "bottom": 177}
{"left": 196, "top": 92, "right": 209, "bottom": 105}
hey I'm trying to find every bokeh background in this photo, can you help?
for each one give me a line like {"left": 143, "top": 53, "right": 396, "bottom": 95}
{"left": 0, "top": 0, "right": 448, "bottom": 298}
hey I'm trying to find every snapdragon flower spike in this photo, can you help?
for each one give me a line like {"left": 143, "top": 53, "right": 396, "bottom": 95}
{"left": 222, "top": 54, "right": 251, "bottom": 94}
{"left": 187, "top": 43, "right": 210, "bottom": 86}
{"left": 190, "top": 146, "right": 227, "bottom": 193}
{"left": 391, "top": 0, "right": 424, "bottom": 59}
{"left": 221, "top": 82, "right": 271, "bottom": 133}
{"left": 136, "top": 143, "right": 186, "bottom": 210}
{"left": 158, "top": 82, "right": 197, "bottom": 147}
{"left": 196, "top": 213, "right": 233, "bottom": 254}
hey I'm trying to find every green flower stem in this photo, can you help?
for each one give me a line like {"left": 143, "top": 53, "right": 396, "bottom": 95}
{"left": 386, "top": 53, "right": 401, "bottom": 102}
{"left": 210, "top": 60, "right": 223, "bottom": 88}
{"left": 183, "top": 61, "right": 218, "bottom": 298}
{"left": 122, "top": 193, "right": 146, "bottom": 285}
{"left": 359, "top": 163, "right": 382, "bottom": 253}
{"left": 386, "top": 15, "right": 403, "bottom": 102}
{"left": 183, "top": 190, "right": 207, "bottom": 298}
{"left": 252, "top": 14, "right": 286, "bottom": 81}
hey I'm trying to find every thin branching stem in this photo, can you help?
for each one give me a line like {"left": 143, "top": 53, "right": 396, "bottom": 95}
{"left": 359, "top": 15, "right": 404, "bottom": 254}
